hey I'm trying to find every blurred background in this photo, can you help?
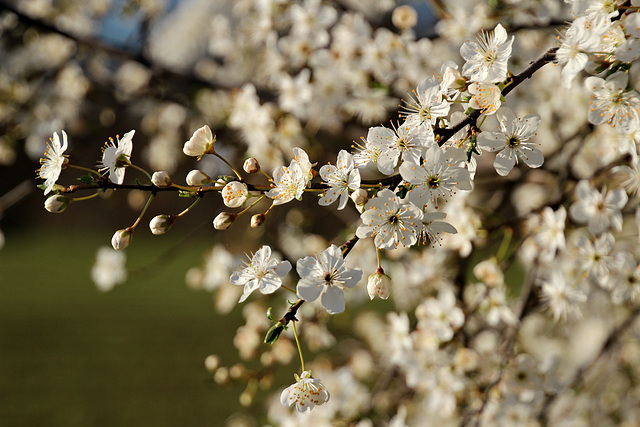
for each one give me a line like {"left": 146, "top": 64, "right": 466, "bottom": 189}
{"left": 0, "top": 0, "right": 570, "bottom": 425}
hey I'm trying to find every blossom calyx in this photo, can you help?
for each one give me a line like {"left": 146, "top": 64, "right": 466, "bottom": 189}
{"left": 149, "top": 214, "right": 177, "bottom": 235}
{"left": 44, "top": 195, "right": 71, "bottom": 213}
{"left": 243, "top": 157, "right": 261, "bottom": 173}
{"left": 213, "top": 212, "right": 237, "bottom": 230}
{"left": 111, "top": 227, "right": 133, "bottom": 250}
{"left": 151, "top": 171, "right": 172, "bottom": 187}
{"left": 367, "top": 267, "right": 391, "bottom": 300}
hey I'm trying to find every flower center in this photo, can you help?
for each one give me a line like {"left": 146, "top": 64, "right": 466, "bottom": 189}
{"left": 389, "top": 215, "right": 399, "bottom": 225}
{"left": 508, "top": 136, "right": 520, "bottom": 147}
{"left": 428, "top": 176, "right": 440, "bottom": 188}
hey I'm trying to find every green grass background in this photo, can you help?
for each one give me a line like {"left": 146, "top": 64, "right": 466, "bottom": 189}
{"left": 0, "top": 228, "right": 250, "bottom": 426}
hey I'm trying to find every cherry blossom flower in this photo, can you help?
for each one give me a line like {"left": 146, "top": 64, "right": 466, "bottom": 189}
{"left": 366, "top": 121, "right": 434, "bottom": 175}
{"left": 183, "top": 125, "right": 216, "bottom": 159}
{"left": 477, "top": 108, "right": 543, "bottom": 176}
{"left": 356, "top": 189, "right": 423, "bottom": 249}
{"left": 352, "top": 133, "right": 383, "bottom": 169}
{"left": 230, "top": 245, "right": 292, "bottom": 303}
{"left": 399, "top": 145, "right": 472, "bottom": 208}
{"left": 556, "top": 16, "right": 603, "bottom": 89}
{"left": 585, "top": 72, "right": 640, "bottom": 133}
{"left": 401, "top": 75, "right": 450, "bottom": 130}
{"left": 569, "top": 180, "right": 627, "bottom": 235}
{"left": 38, "top": 131, "right": 69, "bottom": 195}
{"left": 280, "top": 370, "right": 330, "bottom": 413}
{"left": 266, "top": 161, "right": 307, "bottom": 205}
{"left": 99, "top": 130, "right": 135, "bottom": 185}
{"left": 467, "top": 82, "right": 502, "bottom": 115}
{"left": 296, "top": 244, "right": 362, "bottom": 314}
{"left": 460, "top": 23, "right": 514, "bottom": 84}
{"left": 367, "top": 268, "right": 391, "bottom": 300}
{"left": 419, "top": 211, "right": 458, "bottom": 246}
{"left": 222, "top": 181, "right": 249, "bottom": 208}
{"left": 318, "top": 150, "right": 361, "bottom": 210}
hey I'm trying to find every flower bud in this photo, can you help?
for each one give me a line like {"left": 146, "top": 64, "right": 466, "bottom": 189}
{"left": 251, "top": 213, "right": 266, "bottom": 228}
{"left": 392, "top": 5, "right": 418, "bottom": 31}
{"left": 111, "top": 227, "right": 133, "bottom": 250}
{"left": 204, "top": 354, "right": 220, "bottom": 373}
{"left": 351, "top": 188, "right": 368, "bottom": 206}
{"left": 151, "top": 171, "right": 172, "bottom": 187}
{"left": 186, "top": 169, "right": 213, "bottom": 186}
{"left": 222, "top": 181, "right": 249, "bottom": 208}
{"left": 149, "top": 214, "right": 176, "bottom": 235}
{"left": 213, "top": 212, "right": 237, "bottom": 230}
{"left": 243, "top": 157, "right": 261, "bottom": 173}
{"left": 44, "top": 195, "right": 71, "bottom": 213}
{"left": 367, "top": 268, "right": 391, "bottom": 300}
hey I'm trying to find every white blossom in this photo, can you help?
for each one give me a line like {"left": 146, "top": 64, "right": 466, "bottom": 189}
{"left": 230, "top": 245, "right": 292, "bottom": 303}
{"left": 296, "top": 244, "right": 362, "bottom": 314}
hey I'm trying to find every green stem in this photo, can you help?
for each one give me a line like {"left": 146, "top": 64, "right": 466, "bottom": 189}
{"left": 238, "top": 195, "right": 265, "bottom": 216}
{"left": 292, "top": 321, "right": 305, "bottom": 373}
{"left": 131, "top": 194, "right": 155, "bottom": 229}
{"left": 129, "top": 163, "right": 153, "bottom": 182}
{"left": 70, "top": 191, "right": 102, "bottom": 202}
{"left": 259, "top": 169, "right": 272, "bottom": 181}
{"left": 496, "top": 227, "right": 513, "bottom": 263}
{"left": 67, "top": 164, "right": 101, "bottom": 176}
{"left": 177, "top": 197, "right": 202, "bottom": 217}
{"left": 281, "top": 285, "right": 297, "bottom": 294}
{"left": 213, "top": 152, "right": 243, "bottom": 180}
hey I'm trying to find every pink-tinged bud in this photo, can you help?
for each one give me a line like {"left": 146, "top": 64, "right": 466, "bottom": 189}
{"left": 222, "top": 181, "right": 249, "bottom": 208}
{"left": 186, "top": 169, "right": 213, "bottom": 186}
{"left": 213, "top": 212, "right": 237, "bottom": 230}
{"left": 243, "top": 157, "right": 261, "bottom": 173}
{"left": 111, "top": 227, "right": 133, "bottom": 250}
{"left": 367, "top": 268, "right": 391, "bottom": 300}
{"left": 151, "top": 171, "right": 172, "bottom": 187}
{"left": 250, "top": 213, "right": 266, "bottom": 228}
{"left": 351, "top": 188, "right": 368, "bottom": 206}
{"left": 44, "top": 195, "right": 71, "bottom": 213}
{"left": 149, "top": 214, "right": 176, "bottom": 235}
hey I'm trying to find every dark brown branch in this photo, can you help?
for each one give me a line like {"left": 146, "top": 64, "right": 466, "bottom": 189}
{"left": 435, "top": 47, "right": 559, "bottom": 145}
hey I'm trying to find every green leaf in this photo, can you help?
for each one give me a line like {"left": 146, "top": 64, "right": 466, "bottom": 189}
{"left": 77, "top": 174, "right": 95, "bottom": 184}
{"left": 266, "top": 307, "right": 275, "bottom": 322}
{"left": 179, "top": 190, "right": 197, "bottom": 198}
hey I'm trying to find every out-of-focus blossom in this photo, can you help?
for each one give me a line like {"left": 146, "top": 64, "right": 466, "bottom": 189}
{"left": 569, "top": 180, "right": 627, "bottom": 235}
{"left": 91, "top": 246, "right": 127, "bottom": 292}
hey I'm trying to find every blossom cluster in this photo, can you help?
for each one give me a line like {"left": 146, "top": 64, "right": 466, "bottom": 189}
{"left": 23, "top": 0, "right": 640, "bottom": 425}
